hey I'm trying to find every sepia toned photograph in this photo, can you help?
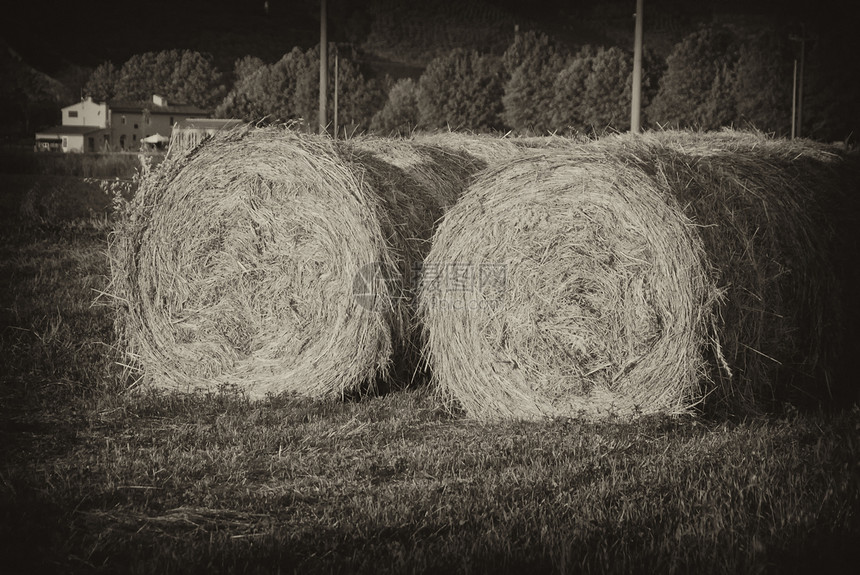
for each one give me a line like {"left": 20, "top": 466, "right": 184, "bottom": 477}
{"left": 1, "top": 1, "right": 858, "bottom": 573}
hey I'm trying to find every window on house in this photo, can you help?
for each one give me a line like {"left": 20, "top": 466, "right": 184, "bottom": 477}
{"left": 120, "top": 135, "right": 126, "bottom": 149}
{"left": 133, "top": 134, "right": 137, "bottom": 141}
{"left": 122, "top": 116, "right": 126, "bottom": 125}
{"left": 68, "top": 111, "right": 78, "bottom": 118}
{"left": 170, "top": 116, "right": 175, "bottom": 125}
{"left": 88, "top": 137, "right": 94, "bottom": 151}
{"left": 134, "top": 123, "right": 139, "bottom": 129}
{"left": 62, "top": 137, "right": 68, "bottom": 148}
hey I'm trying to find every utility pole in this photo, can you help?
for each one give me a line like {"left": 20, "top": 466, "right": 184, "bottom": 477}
{"left": 797, "top": 34, "right": 805, "bottom": 138}
{"left": 631, "top": 0, "right": 644, "bottom": 133}
{"left": 319, "top": 0, "right": 327, "bottom": 135}
{"left": 791, "top": 59, "right": 797, "bottom": 139}
{"left": 790, "top": 31, "right": 806, "bottom": 139}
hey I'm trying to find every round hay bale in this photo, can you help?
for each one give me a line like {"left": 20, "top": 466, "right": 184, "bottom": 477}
{"left": 419, "top": 145, "right": 718, "bottom": 420}
{"left": 110, "top": 126, "right": 401, "bottom": 398}
{"left": 409, "top": 131, "right": 588, "bottom": 166}
{"left": 110, "top": 127, "right": 486, "bottom": 398}
{"left": 419, "top": 129, "right": 859, "bottom": 420}
{"left": 409, "top": 132, "right": 524, "bottom": 164}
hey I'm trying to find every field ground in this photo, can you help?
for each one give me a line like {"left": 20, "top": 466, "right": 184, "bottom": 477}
{"left": 0, "top": 174, "right": 858, "bottom": 574}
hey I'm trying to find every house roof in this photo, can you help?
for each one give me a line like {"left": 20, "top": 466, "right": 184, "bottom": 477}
{"left": 109, "top": 99, "right": 209, "bottom": 116}
{"left": 35, "top": 125, "right": 106, "bottom": 136}
{"left": 173, "top": 118, "right": 246, "bottom": 131}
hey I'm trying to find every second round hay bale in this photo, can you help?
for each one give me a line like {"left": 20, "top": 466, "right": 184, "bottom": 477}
{"left": 419, "top": 146, "right": 718, "bottom": 420}
{"left": 110, "top": 127, "right": 484, "bottom": 398}
{"left": 419, "top": 129, "right": 858, "bottom": 420}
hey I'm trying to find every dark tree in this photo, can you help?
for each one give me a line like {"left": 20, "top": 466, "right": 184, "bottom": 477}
{"left": 551, "top": 45, "right": 598, "bottom": 131}
{"left": 217, "top": 45, "right": 381, "bottom": 132}
{"left": 103, "top": 50, "right": 226, "bottom": 110}
{"left": 502, "top": 31, "right": 569, "bottom": 133}
{"left": 216, "top": 47, "right": 310, "bottom": 123}
{"left": 300, "top": 44, "right": 384, "bottom": 133}
{"left": 648, "top": 24, "right": 740, "bottom": 130}
{"left": 733, "top": 27, "right": 794, "bottom": 136}
{"left": 552, "top": 46, "right": 663, "bottom": 134}
{"left": 801, "top": 29, "right": 860, "bottom": 142}
{"left": 232, "top": 56, "right": 265, "bottom": 84}
{"left": 371, "top": 78, "right": 420, "bottom": 135}
{"left": 580, "top": 46, "right": 634, "bottom": 132}
{"left": 417, "top": 48, "right": 505, "bottom": 131}
{"left": 84, "top": 61, "right": 119, "bottom": 102}
{"left": 1, "top": 47, "right": 66, "bottom": 135}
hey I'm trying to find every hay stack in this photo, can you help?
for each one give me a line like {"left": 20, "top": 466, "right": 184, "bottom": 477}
{"left": 419, "top": 145, "right": 718, "bottom": 420}
{"left": 409, "top": 132, "right": 523, "bottom": 164}
{"left": 410, "top": 131, "right": 584, "bottom": 164}
{"left": 419, "top": 130, "right": 858, "bottom": 420}
{"left": 110, "top": 126, "right": 483, "bottom": 398}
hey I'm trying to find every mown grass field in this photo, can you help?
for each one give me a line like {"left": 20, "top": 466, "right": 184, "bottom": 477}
{"left": 0, "top": 171, "right": 858, "bottom": 574}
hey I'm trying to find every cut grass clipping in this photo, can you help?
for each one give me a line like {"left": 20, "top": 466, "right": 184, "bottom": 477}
{"left": 420, "top": 130, "right": 858, "bottom": 420}
{"left": 110, "top": 126, "right": 480, "bottom": 398}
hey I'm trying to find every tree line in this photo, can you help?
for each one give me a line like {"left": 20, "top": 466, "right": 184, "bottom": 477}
{"left": 82, "top": 24, "right": 854, "bottom": 142}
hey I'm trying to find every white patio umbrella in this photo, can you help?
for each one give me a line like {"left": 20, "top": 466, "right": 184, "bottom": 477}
{"left": 142, "top": 134, "right": 170, "bottom": 144}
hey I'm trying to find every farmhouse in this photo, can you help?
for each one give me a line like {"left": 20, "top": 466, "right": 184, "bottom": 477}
{"left": 35, "top": 94, "right": 209, "bottom": 153}
{"left": 34, "top": 96, "right": 109, "bottom": 152}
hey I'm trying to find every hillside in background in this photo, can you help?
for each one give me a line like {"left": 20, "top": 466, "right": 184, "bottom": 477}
{"left": 0, "top": 42, "right": 75, "bottom": 137}
{"left": 2, "top": 0, "right": 751, "bottom": 85}
{"left": 2, "top": 0, "right": 857, "bottom": 140}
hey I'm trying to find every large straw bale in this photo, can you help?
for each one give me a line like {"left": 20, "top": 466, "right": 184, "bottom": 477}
{"left": 410, "top": 131, "right": 585, "bottom": 164}
{"left": 419, "top": 145, "right": 718, "bottom": 420}
{"left": 419, "top": 129, "right": 858, "bottom": 420}
{"left": 409, "top": 132, "right": 523, "bottom": 164}
{"left": 110, "top": 127, "right": 484, "bottom": 398}
{"left": 110, "top": 126, "right": 401, "bottom": 397}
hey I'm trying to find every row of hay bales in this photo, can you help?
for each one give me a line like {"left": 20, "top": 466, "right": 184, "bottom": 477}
{"left": 110, "top": 126, "right": 486, "bottom": 398}
{"left": 109, "top": 126, "right": 859, "bottom": 419}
